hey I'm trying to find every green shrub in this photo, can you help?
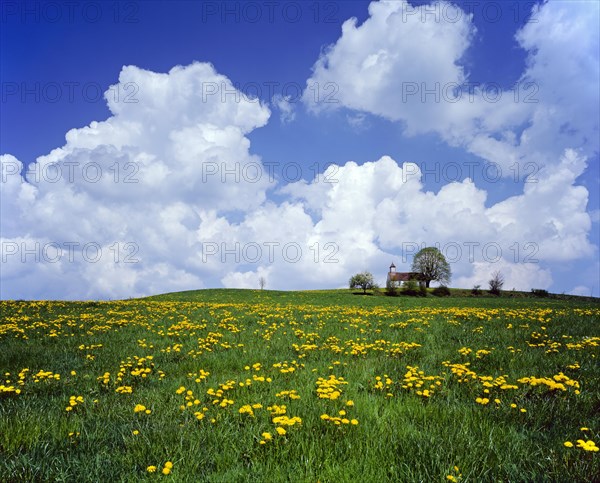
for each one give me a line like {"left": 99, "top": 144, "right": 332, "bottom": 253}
{"left": 432, "top": 285, "right": 451, "bottom": 297}
{"left": 402, "top": 280, "right": 419, "bottom": 296}
{"left": 385, "top": 279, "right": 398, "bottom": 297}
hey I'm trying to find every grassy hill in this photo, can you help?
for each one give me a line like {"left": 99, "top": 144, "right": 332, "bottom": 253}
{"left": 148, "top": 287, "right": 599, "bottom": 305}
{"left": 1, "top": 289, "right": 599, "bottom": 481}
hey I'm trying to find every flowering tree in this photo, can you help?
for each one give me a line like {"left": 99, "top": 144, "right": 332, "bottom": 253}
{"left": 349, "top": 272, "right": 377, "bottom": 294}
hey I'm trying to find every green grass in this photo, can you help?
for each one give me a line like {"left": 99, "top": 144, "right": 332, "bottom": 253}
{"left": 1, "top": 289, "right": 599, "bottom": 482}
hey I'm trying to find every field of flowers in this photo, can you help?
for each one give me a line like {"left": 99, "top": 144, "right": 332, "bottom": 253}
{"left": 1, "top": 290, "right": 599, "bottom": 481}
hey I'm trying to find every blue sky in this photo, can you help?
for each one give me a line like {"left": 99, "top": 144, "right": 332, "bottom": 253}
{"left": 1, "top": 0, "right": 599, "bottom": 299}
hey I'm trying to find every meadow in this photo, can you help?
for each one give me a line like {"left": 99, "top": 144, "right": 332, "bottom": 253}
{"left": 0, "top": 289, "right": 599, "bottom": 482}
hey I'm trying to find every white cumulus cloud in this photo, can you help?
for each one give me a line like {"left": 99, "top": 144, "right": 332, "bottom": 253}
{"left": 1, "top": 62, "right": 272, "bottom": 299}
{"left": 304, "top": 0, "right": 599, "bottom": 173}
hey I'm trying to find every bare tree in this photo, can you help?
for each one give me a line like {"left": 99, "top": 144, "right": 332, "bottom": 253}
{"left": 259, "top": 276, "right": 266, "bottom": 290}
{"left": 488, "top": 271, "right": 504, "bottom": 295}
